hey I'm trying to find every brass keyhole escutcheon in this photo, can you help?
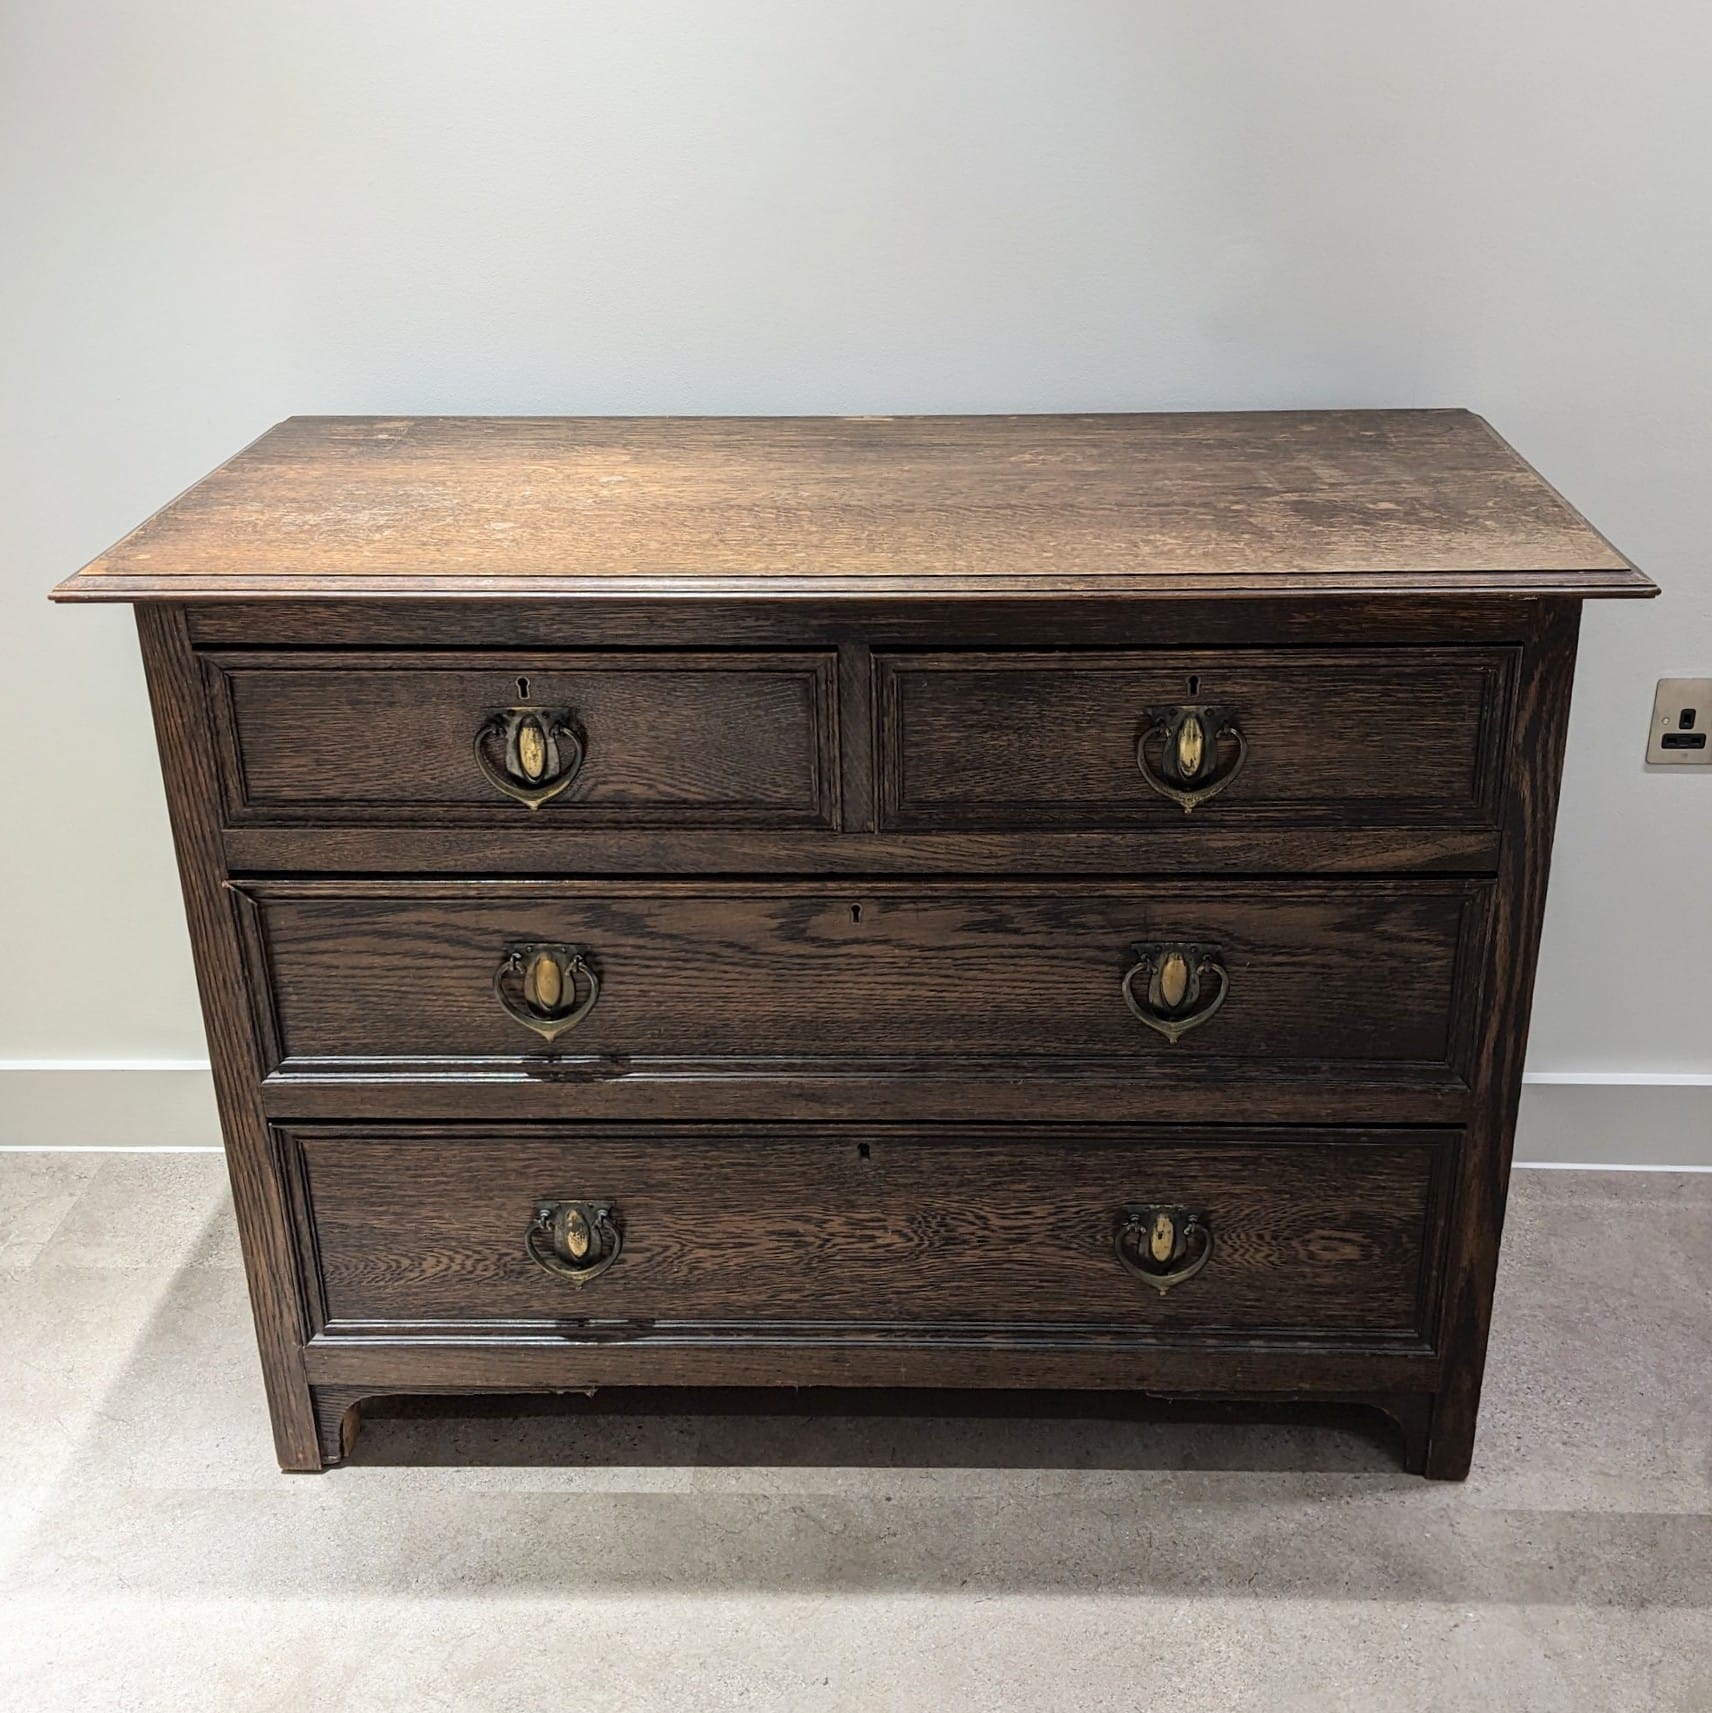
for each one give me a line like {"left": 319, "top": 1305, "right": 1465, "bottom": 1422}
{"left": 1136, "top": 702, "right": 1247, "bottom": 813}
{"left": 474, "top": 705, "right": 585, "bottom": 809}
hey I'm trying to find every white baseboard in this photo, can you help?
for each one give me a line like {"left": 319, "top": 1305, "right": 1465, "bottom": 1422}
{"left": 0, "top": 1062, "right": 221, "bottom": 1150}
{"left": 0, "top": 1063, "right": 1707, "bottom": 1167}
{"left": 1511, "top": 1073, "right": 1712, "bottom": 1168}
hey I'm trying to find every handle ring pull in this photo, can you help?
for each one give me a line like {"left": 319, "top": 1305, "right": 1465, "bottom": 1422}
{"left": 1116, "top": 1205, "right": 1213, "bottom": 1295}
{"left": 494, "top": 943, "right": 601, "bottom": 1043}
{"left": 526, "top": 1199, "right": 622, "bottom": 1285}
{"left": 474, "top": 707, "right": 585, "bottom": 810}
{"left": 1121, "top": 944, "right": 1229, "bottom": 1044}
{"left": 1137, "top": 704, "right": 1247, "bottom": 813}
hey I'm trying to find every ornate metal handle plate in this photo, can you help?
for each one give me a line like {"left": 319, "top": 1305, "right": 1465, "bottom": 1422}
{"left": 494, "top": 942, "right": 601, "bottom": 1043}
{"left": 527, "top": 1199, "right": 622, "bottom": 1285}
{"left": 1122, "top": 943, "right": 1229, "bottom": 1043}
{"left": 1136, "top": 703, "right": 1247, "bottom": 813}
{"left": 1115, "top": 1204, "right": 1213, "bottom": 1295}
{"left": 474, "top": 706, "right": 585, "bottom": 809}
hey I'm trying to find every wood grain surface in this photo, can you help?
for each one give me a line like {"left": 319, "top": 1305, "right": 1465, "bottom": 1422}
{"left": 134, "top": 607, "right": 321, "bottom": 1470}
{"left": 68, "top": 411, "right": 1641, "bottom": 1475}
{"left": 52, "top": 412, "right": 1652, "bottom": 602}
{"left": 205, "top": 649, "right": 836, "bottom": 826}
{"left": 1422, "top": 601, "right": 1582, "bottom": 1477}
{"left": 239, "top": 878, "right": 1486, "bottom": 1077}
{"left": 878, "top": 646, "right": 1511, "bottom": 830}
{"left": 289, "top": 1124, "right": 1447, "bottom": 1339}
{"left": 219, "top": 823, "right": 1504, "bottom": 879}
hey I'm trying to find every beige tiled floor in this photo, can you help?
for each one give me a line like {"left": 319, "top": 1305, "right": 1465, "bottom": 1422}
{"left": 1, "top": 1153, "right": 1708, "bottom": 1710}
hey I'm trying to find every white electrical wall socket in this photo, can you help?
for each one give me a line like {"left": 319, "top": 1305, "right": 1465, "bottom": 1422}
{"left": 1646, "top": 677, "right": 1712, "bottom": 765}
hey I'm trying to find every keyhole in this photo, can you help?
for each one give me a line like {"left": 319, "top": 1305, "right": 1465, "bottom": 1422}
{"left": 856, "top": 1142, "right": 871, "bottom": 1160}
{"left": 516, "top": 676, "right": 531, "bottom": 700}
{"left": 850, "top": 903, "right": 862, "bottom": 924}
{"left": 1186, "top": 674, "right": 1200, "bottom": 696}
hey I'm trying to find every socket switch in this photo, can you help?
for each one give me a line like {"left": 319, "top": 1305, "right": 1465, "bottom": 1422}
{"left": 1646, "top": 677, "right": 1712, "bottom": 765}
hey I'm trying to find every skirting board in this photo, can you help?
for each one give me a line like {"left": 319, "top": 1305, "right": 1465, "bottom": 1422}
{"left": 0, "top": 1062, "right": 1708, "bottom": 1167}
{"left": 0, "top": 1063, "right": 220, "bottom": 1152}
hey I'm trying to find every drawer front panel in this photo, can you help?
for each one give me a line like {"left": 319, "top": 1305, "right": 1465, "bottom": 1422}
{"left": 291, "top": 1124, "right": 1449, "bottom": 1342}
{"left": 204, "top": 650, "right": 838, "bottom": 826}
{"left": 877, "top": 648, "right": 1513, "bottom": 831}
{"left": 243, "top": 880, "right": 1485, "bottom": 1082}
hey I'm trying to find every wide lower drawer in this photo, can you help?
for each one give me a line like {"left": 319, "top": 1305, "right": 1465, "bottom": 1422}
{"left": 239, "top": 879, "right": 1488, "bottom": 1088}
{"left": 202, "top": 649, "right": 838, "bottom": 827}
{"left": 877, "top": 647, "right": 1514, "bottom": 832}
{"left": 288, "top": 1125, "right": 1451, "bottom": 1344}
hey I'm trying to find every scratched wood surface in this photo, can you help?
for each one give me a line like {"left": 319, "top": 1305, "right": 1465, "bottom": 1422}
{"left": 52, "top": 412, "right": 1650, "bottom": 602}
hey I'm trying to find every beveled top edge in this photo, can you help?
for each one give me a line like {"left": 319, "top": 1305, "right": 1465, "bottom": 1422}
{"left": 53, "top": 410, "right": 1654, "bottom": 604}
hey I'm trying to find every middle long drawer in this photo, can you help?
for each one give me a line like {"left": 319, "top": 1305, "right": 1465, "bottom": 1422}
{"left": 237, "top": 880, "right": 1488, "bottom": 1098}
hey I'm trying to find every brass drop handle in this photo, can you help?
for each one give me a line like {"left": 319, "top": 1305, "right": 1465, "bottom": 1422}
{"left": 474, "top": 706, "right": 585, "bottom": 809}
{"left": 1115, "top": 1204, "right": 1213, "bottom": 1295}
{"left": 494, "top": 942, "right": 601, "bottom": 1043}
{"left": 527, "top": 1199, "right": 622, "bottom": 1285}
{"left": 1122, "top": 943, "right": 1228, "bottom": 1043}
{"left": 1136, "top": 703, "right": 1247, "bottom": 812}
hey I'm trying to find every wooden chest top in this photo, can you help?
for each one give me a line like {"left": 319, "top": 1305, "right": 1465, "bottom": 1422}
{"left": 52, "top": 411, "right": 1650, "bottom": 604}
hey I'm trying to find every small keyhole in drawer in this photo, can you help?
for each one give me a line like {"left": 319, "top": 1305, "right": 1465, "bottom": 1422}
{"left": 1186, "top": 674, "right": 1200, "bottom": 696}
{"left": 850, "top": 903, "right": 862, "bottom": 924}
{"left": 516, "top": 675, "right": 531, "bottom": 699}
{"left": 856, "top": 1142, "right": 871, "bottom": 1160}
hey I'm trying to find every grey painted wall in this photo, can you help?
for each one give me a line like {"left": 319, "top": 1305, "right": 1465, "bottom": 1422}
{"left": 4, "top": 4, "right": 1708, "bottom": 1114}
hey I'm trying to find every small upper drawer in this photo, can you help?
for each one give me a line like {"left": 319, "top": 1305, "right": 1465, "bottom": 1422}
{"left": 876, "top": 649, "right": 1514, "bottom": 832}
{"left": 202, "top": 650, "right": 838, "bottom": 827}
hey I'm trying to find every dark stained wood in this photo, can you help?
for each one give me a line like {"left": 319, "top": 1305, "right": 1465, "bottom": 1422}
{"left": 182, "top": 594, "right": 1562, "bottom": 649}
{"left": 303, "top": 1338, "right": 1440, "bottom": 1396}
{"left": 310, "top": 1384, "right": 367, "bottom": 1467}
{"left": 835, "top": 639, "right": 877, "bottom": 833}
{"left": 133, "top": 606, "right": 320, "bottom": 1471}
{"left": 306, "top": 1384, "right": 1437, "bottom": 1475}
{"left": 1424, "top": 601, "right": 1582, "bottom": 1478}
{"left": 65, "top": 414, "right": 1649, "bottom": 1477}
{"left": 53, "top": 413, "right": 1653, "bottom": 602}
{"left": 222, "top": 823, "right": 1504, "bottom": 878}
{"left": 289, "top": 1124, "right": 1447, "bottom": 1341}
{"left": 204, "top": 650, "right": 837, "bottom": 827}
{"left": 878, "top": 647, "right": 1513, "bottom": 832}
{"left": 236, "top": 879, "right": 1488, "bottom": 1083}
{"left": 257, "top": 1062, "right": 1472, "bottom": 1128}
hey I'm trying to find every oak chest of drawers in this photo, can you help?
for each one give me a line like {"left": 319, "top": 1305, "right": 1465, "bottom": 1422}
{"left": 55, "top": 411, "right": 1653, "bottom": 1476}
